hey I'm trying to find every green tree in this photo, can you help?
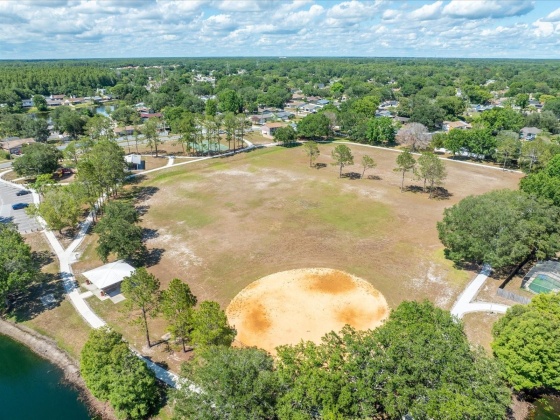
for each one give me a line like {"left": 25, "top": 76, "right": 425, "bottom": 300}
{"left": 479, "top": 107, "right": 524, "bottom": 132}
{"left": 51, "top": 106, "right": 86, "bottom": 139}
{"left": 331, "top": 144, "right": 354, "bottom": 178}
{"left": 297, "top": 113, "right": 330, "bottom": 139}
{"left": 0, "top": 223, "right": 37, "bottom": 312}
{"left": 437, "top": 190, "right": 560, "bottom": 269}
{"left": 416, "top": 152, "right": 447, "bottom": 198}
{"left": 351, "top": 95, "right": 380, "bottom": 118}
{"left": 273, "top": 126, "right": 297, "bottom": 147}
{"left": 394, "top": 149, "right": 416, "bottom": 192}
{"left": 218, "top": 89, "right": 243, "bottom": 114}
{"left": 360, "top": 154, "right": 376, "bottom": 179}
{"left": 29, "top": 185, "right": 82, "bottom": 234}
{"left": 515, "top": 93, "right": 529, "bottom": 109}
{"left": 12, "top": 142, "right": 62, "bottom": 177}
{"left": 492, "top": 293, "right": 560, "bottom": 392}
{"left": 543, "top": 98, "right": 560, "bottom": 118}
{"left": 173, "top": 346, "right": 279, "bottom": 420}
{"left": 32, "top": 94, "right": 48, "bottom": 112}
{"left": 80, "top": 327, "right": 158, "bottom": 420}
{"left": 276, "top": 302, "right": 510, "bottom": 419}
{"left": 29, "top": 173, "right": 55, "bottom": 196}
{"left": 496, "top": 131, "right": 521, "bottom": 170}
{"left": 205, "top": 99, "right": 217, "bottom": 116}
{"left": 23, "top": 118, "right": 49, "bottom": 142}
{"left": 302, "top": 141, "right": 320, "bottom": 167}
{"left": 161, "top": 278, "right": 197, "bottom": 352}
{"left": 520, "top": 154, "right": 560, "bottom": 206}
{"left": 121, "top": 268, "right": 161, "bottom": 348}
{"left": 111, "top": 106, "right": 137, "bottom": 125}
{"left": 370, "top": 301, "right": 510, "bottom": 419}
{"left": 94, "top": 201, "right": 144, "bottom": 263}
{"left": 143, "top": 118, "right": 161, "bottom": 157}
{"left": 63, "top": 140, "right": 80, "bottom": 166}
{"left": 190, "top": 301, "right": 236, "bottom": 348}
{"left": 366, "top": 117, "right": 395, "bottom": 145}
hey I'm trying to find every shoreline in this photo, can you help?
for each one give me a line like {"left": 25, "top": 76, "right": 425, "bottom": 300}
{"left": 0, "top": 318, "right": 116, "bottom": 420}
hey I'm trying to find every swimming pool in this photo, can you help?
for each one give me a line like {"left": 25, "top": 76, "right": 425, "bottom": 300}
{"left": 527, "top": 274, "right": 560, "bottom": 294}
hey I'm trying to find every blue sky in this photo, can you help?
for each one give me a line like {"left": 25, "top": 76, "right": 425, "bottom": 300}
{"left": 1, "top": 0, "right": 559, "bottom": 59}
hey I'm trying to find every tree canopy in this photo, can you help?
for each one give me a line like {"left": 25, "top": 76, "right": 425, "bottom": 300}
{"left": 12, "top": 142, "right": 62, "bottom": 177}
{"left": 80, "top": 327, "right": 158, "bottom": 420}
{"left": 173, "top": 346, "right": 279, "bottom": 420}
{"left": 0, "top": 223, "right": 38, "bottom": 312}
{"left": 437, "top": 190, "right": 560, "bottom": 269}
{"left": 492, "top": 293, "right": 560, "bottom": 392}
{"left": 330, "top": 144, "right": 354, "bottom": 178}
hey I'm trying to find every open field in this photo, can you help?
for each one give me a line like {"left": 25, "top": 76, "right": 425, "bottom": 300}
{"left": 69, "top": 143, "right": 521, "bottom": 361}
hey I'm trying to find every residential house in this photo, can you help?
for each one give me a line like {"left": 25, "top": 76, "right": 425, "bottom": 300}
{"left": 140, "top": 112, "right": 162, "bottom": 121}
{"left": 316, "top": 99, "right": 330, "bottom": 106}
{"left": 520, "top": 127, "right": 542, "bottom": 141}
{"left": 50, "top": 94, "right": 65, "bottom": 101}
{"left": 114, "top": 126, "right": 136, "bottom": 136}
{"left": 46, "top": 98, "right": 62, "bottom": 107}
{"left": 21, "top": 99, "right": 34, "bottom": 107}
{"left": 1, "top": 137, "right": 35, "bottom": 154}
{"left": 375, "top": 110, "right": 393, "bottom": 118}
{"left": 273, "top": 111, "right": 294, "bottom": 121}
{"left": 250, "top": 114, "right": 274, "bottom": 125}
{"left": 299, "top": 103, "right": 320, "bottom": 113}
{"left": 262, "top": 122, "right": 286, "bottom": 137}
{"left": 379, "top": 100, "right": 398, "bottom": 109}
{"left": 394, "top": 116, "right": 410, "bottom": 124}
{"left": 442, "top": 120, "right": 472, "bottom": 132}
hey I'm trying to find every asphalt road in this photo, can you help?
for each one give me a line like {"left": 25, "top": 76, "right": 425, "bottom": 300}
{"left": 0, "top": 183, "right": 41, "bottom": 234}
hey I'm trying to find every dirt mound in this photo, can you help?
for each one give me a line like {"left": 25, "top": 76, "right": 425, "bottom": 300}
{"left": 226, "top": 268, "right": 389, "bottom": 354}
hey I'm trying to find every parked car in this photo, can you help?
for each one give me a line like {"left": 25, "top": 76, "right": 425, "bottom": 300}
{"left": 16, "top": 190, "right": 31, "bottom": 196}
{"left": 11, "top": 203, "right": 29, "bottom": 210}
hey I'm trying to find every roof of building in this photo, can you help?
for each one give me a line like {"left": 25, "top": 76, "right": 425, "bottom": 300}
{"left": 263, "top": 122, "right": 285, "bottom": 129}
{"left": 82, "top": 260, "right": 135, "bottom": 290}
{"left": 520, "top": 126, "right": 542, "bottom": 135}
{"left": 444, "top": 120, "right": 471, "bottom": 129}
{"left": 1, "top": 137, "right": 35, "bottom": 149}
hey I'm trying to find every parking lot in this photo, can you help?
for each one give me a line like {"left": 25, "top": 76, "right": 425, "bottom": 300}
{"left": 0, "top": 183, "right": 42, "bottom": 234}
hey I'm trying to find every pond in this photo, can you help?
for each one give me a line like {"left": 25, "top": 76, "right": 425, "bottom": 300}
{"left": 0, "top": 334, "right": 90, "bottom": 420}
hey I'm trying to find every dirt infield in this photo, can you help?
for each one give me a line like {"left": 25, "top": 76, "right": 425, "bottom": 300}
{"left": 226, "top": 268, "right": 389, "bottom": 354}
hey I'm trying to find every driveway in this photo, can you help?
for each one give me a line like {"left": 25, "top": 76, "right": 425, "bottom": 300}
{"left": 0, "top": 183, "right": 41, "bottom": 233}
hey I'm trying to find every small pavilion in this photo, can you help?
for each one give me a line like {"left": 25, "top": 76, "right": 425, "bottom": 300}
{"left": 82, "top": 260, "right": 135, "bottom": 302}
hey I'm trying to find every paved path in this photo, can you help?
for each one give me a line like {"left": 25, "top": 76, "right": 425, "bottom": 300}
{"left": 450, "top": 264, "right": 510, "bottom": 319}
{"left": 0, "top": 150, "right": 255, "bottom": 387}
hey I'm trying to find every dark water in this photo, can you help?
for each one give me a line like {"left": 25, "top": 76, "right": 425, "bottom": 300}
{"left": 0, "top": 334, "right": 90, "bottom": 420}
{"left": 531, "top": 396, "right": 560, "bottom": 420}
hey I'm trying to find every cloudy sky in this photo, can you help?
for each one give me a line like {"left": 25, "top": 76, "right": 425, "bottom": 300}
{"left": 1, "top": 0, "right": 559, "bottom": 59}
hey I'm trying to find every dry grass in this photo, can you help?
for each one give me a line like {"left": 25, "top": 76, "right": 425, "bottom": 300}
{"left": 462, "top": 312, "right": 503, "bottom": 352}
{"left": 72, "top": 143, "right": 521, "bottom": 362}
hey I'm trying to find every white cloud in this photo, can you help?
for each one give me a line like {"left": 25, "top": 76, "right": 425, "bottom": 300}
{"left": 442, "top": 0, "right": 534, "bottom": 20}
{"left": 0, "top": 0, "right": 558, "bottom": 59}
{"left": 542, "top": 7, "right": 560, "bottom": 22}
{"left": 409, "top": 1, "right": 443, "bottom": 20}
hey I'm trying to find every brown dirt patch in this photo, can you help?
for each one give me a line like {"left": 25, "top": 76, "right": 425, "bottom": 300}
{"left": 226, "top": 268, "right": 389, "bottom": 354}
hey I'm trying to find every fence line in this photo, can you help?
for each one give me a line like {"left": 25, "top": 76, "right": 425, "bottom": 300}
{"left": 496, "top": 288, "right": 531, "bottom": 305}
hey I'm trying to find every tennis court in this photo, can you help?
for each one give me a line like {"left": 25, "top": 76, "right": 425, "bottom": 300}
{"left": 527, "top": 274, "right": 560, "bottom": 294}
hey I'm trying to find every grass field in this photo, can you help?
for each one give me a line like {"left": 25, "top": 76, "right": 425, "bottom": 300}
{"left": 64, "top": 142, "right": 521, "bottom": 368}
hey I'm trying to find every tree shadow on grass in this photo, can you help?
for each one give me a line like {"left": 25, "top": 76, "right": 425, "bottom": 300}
{"left": 133, "top": 186, "right": 160, "bottom": 203}
{"left": 366, "top": 175, "right": 382, "bottom": 180}
{"left": 143, "top": 248, "right": 165, "bottom": 267}
{"left": 314, "top": 163, "right": 327, "bottom": 169}
{"left": 9, "top": 272, "right": 65, "bottom": 322}
{"left": 404, "top": 185, "right": 424, "bottom": 194}
{"left": 342, "top": 172, "right": 362, "bottom": 180}
{"left": 142, "top": 228, "right": 159, "bottom": 241}
{"left": 432, "top": 187, "right": 453, "bottom": 200}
